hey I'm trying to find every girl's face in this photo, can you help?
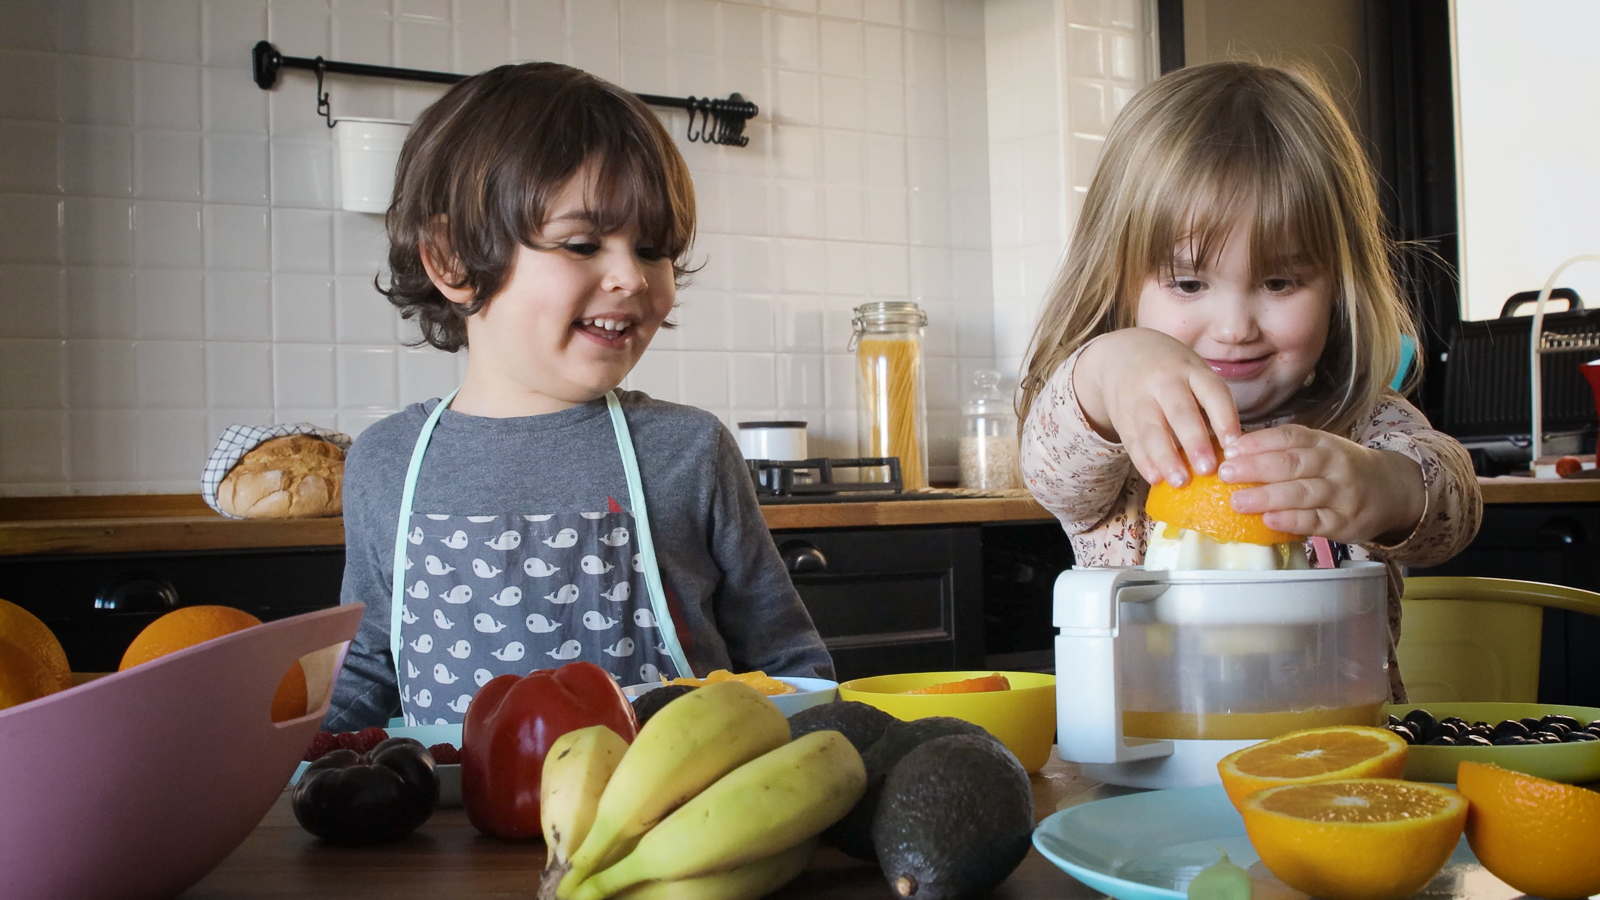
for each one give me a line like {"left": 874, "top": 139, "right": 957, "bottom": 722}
{"left": 1135, "top": 218, "right": 1332, "bottom": 421}
{"left": 447, "top": 168, "right": 677, "bottom": 413}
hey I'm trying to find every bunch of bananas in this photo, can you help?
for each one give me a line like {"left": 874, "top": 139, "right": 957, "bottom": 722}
{"left": 536, "top": 680, "right": 867, "bottom": 900}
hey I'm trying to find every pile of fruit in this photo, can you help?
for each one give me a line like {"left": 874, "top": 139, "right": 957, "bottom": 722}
{"left": 0, "top": 599, "right": 306, "bottom": 720}
{"left": 538, "top": 684, "right": 1036, "bottom": 900}
{"left": 1387, "top": 708, "right": 1600, "bottom": 745}
{"left": 1214, "top": 724, "right": 1600, "bottom": 900}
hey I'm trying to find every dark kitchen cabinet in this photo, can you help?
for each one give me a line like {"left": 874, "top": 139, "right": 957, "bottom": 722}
{"left": 0, "top": 547, "right": 343, "bottom": 673}
{"left": 1409, "top": 503, "right": 1600, "bottom": 706}
{"left": 773, "top": 526, "right": 985, "bottom": 682}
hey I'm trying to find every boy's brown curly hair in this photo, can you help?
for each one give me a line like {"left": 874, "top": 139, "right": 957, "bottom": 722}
{"left": 381, "top": 62, "right": 697, "bottom": 352}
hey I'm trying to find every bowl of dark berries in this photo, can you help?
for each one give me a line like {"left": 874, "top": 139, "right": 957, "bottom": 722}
{"left": 296, "top": 723, "right": 463, "bottom": 807}
{"left": 1384, "top": 702, "right": 1600, "bottom": 784}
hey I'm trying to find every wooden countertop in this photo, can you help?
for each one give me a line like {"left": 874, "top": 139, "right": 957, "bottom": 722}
{"left": 0, "top": 494, "right": 1055, "bottom": 557}
{"left": 178, "top": 755, "right": 1103, "bottom": 900}
{"left": 2, "top": 477, "right": 1597, "bottom": 558}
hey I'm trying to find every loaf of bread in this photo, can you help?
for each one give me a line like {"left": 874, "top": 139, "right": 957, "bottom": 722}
{"left": 216, "top": 435, "right": 344, "bottom": 518}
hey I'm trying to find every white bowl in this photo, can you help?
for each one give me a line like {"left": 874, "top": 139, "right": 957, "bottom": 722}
{"left": 623, "top": 676, "right": 838, "bottom": 717}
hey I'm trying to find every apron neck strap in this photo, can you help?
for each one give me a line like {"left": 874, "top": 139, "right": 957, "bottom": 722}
{"left": 604, "top": 391, "right": 693, "bottom": 679}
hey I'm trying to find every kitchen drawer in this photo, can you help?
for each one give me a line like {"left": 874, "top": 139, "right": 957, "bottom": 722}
{"left": 0, "top": 547, "right": 343, "bottom": 672}
{"left": 774, "top": 526, "right": 983, "bottom": 682}
{"left": 1410, "top": 504, "right": 1600, "bottom": 706}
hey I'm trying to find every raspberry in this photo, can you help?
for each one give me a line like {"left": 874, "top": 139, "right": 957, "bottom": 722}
{"left": 334, "top": 731, "right": 364, "bottom": 753}
{"left": 303, "top": 731, "right": 339, "bottom": 762}
{"left": 354, "top": 726, "right": 389, "bottom": 754}
{"left": 427, "top": 742, "right": 460, "bottom": 765}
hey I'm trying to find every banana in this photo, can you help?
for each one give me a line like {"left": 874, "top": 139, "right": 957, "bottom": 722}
{"left": 612, "top": 838, "right": 818, "bottom": 900}
{"left": 539, "top": 725, "right": 632, "bottom": 896}
{"left": 556, "top": 680, "right": 791, "bottom": 898}
{"left": 567, "top": 730, "right": 866, "bottom": 900}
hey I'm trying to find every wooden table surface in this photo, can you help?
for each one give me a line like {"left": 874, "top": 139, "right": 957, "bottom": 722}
{"left": 181, "top": 756, "right": 1106, "bottom": 899}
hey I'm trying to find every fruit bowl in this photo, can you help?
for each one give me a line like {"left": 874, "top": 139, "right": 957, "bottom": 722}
{"left": 1386, "top": 701, "right": 1600, "bottom": 784}
{"left": 623, "top": 675, "right": 837, "bottom": 717}
{"left": 0, "top": 604, "right": 363, "bottom": 900}
{"left": 838, "top": 671, "right": 1056, "bottom": 773}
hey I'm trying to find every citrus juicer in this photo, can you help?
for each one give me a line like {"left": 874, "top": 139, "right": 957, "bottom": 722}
{"left": 1052, "top": 562, "right": 1390, "bottom": 788}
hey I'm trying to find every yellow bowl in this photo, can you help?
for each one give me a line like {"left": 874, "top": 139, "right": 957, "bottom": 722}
{"left": 837, "top": 671, "right": 1056, "bottom": 773}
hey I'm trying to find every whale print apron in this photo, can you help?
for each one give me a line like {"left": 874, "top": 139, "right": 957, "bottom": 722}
{"left": 390, "top": 390, "right": 693, "bottom": 726}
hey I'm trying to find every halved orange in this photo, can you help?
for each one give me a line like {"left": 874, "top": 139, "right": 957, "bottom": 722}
{"left": 901, "top": 674, "right": 1011, "bottom": 695}
{"left": 1144, "top": 445, "right": 1300, "bottom": 545}
{"left": 1240, "top": 779, "right": 1466, "bottom": 900}
{"left": 1217, "top": 725, "right": 1408, "bottom": 809}
{"left": 1457, "top": 761, "right": 1600, "bottom": 899}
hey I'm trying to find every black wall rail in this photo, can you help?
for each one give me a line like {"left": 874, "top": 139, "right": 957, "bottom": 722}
{"left": 250, "top": 40, "right": 758, "bottom": 147}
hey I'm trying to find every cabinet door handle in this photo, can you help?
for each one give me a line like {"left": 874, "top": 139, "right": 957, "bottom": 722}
{"left": 779, "top": 542, "right": 828, "bottom": 574}
{"left": 94, "top": 573, "right": 180, "bottom": 614}
{"left": 1537, "top": 517, "right": 1587, "bottom": 546}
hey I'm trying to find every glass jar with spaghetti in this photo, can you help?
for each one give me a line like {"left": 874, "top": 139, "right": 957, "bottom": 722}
{"left": 851, "top": 301, "right": 929, "bottom": 489}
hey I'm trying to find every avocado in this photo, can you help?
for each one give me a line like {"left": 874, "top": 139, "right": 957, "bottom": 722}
{"left": 872, "top": 733, "right": 1035, "bottom": 900}
{"left": 630, "top": 684, "right": 696, "bottom": 728}
{"left": 829, "top": 716, "right": 992, "bottom": 861}
{"left": 788, "top": 701, "right": 897, "bottom": 754}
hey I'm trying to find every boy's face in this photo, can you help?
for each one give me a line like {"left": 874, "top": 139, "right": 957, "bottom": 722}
{"left": 1134, "top": 217, "right": 1332, "bottom": 421}
{"left": 443, "top": 169, "right": 677, "bottom": 411}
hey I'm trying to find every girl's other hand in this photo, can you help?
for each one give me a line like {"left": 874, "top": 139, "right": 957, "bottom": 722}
{"left": 1219, "top": 424, "right": 1425, "bottom": 544}
{"left": 1073, "top": 327, "right": 1243, "bottom": 487}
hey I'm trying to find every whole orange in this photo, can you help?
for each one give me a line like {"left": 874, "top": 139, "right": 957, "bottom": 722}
{"left": 1240, "top": 779, "right": 1466, "bottom": 900}
{"left": 0, "top": 636, "right": 59, "bottom": 711}
{"left": 1217, "top": 725, "right": 1409, "bottom": 809}
{"left": 1457, "top": 761, "right": 1600, "bottom": 899}
{"left": 0, "top": 598, "right": 72, "bottom": 693}
{"left": 120, "top": 606, "right": 307, "bottom": 723}
{"left": 1145, "top": 458, "right": 1300, "bottom": 545}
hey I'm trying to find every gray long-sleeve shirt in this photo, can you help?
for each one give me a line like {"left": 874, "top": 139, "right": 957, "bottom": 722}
{"left": 325, "top": 390, "right": 834, "bottom": 730}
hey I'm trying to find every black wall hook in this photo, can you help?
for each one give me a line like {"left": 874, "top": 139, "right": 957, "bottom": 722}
{"left": 251, "top": 40, "right": 758, "bottom": 146}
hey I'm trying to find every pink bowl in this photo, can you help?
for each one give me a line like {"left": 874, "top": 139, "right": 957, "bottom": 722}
{"left": 0, "top": 603, "right": 363, "bottom": 900}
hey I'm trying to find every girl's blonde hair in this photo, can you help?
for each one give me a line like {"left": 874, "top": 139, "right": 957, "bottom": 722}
{"left": 1017, "top": 61, "right": 1419, "bottom": 439}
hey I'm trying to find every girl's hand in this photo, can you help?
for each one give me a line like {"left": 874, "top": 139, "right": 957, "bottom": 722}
{"left": 1219, "top": 424, "right": 1426, "bottom": 544}
{"left": 1073, "top": 328, "right": 1242, "bottom": 486}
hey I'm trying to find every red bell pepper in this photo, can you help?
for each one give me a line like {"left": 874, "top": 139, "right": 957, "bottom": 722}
{"left": 461, "top": 661, "right": 639, "bottom": 839}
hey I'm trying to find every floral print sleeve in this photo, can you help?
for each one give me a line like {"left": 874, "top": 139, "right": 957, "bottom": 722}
{"left": 1020, "top": 344, "right": 1152, "bottom": 566}
{"left": 1353, "top": 393, "right": 1483, "bottom": 569}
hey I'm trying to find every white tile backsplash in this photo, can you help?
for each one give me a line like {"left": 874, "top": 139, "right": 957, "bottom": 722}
{"left": 0, "top": 0, "right": 1156, "bottom": 494}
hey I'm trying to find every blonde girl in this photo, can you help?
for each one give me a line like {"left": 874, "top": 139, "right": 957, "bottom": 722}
{"left": 1018, "top": 61, "right": 1481, "bottom": 700}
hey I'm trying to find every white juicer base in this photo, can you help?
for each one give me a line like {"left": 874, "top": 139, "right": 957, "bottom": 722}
{"left": 1077, "top": 738, "right": 1258, "bottom": 790}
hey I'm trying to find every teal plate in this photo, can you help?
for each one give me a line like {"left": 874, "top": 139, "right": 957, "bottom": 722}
{"left": 1032, "top": 785, "right": 1514, "bottom": 900}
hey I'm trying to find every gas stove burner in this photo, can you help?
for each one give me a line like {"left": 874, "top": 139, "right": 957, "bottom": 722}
{"left": 746, "top": 457, "right": 904, "bottom": 502}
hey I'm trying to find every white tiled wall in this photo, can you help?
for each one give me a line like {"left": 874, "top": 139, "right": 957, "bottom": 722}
{"left": 0, "top": 0, "right": 1154, "bottom": 496}
{"left": 986, "top": 0, "right": 1154, "bottom": 378}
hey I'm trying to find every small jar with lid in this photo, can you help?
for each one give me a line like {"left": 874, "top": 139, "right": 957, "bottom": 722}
{"left": 851, "top": 301, "right": 929, "bottom": 489}
{"left": 959, "top": 369, "right": 1022, "bottom": 490}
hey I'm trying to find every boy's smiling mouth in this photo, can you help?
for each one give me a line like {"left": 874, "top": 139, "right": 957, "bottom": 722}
{"left": 574, "top": 316, "right": 636, "bottom": 348}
